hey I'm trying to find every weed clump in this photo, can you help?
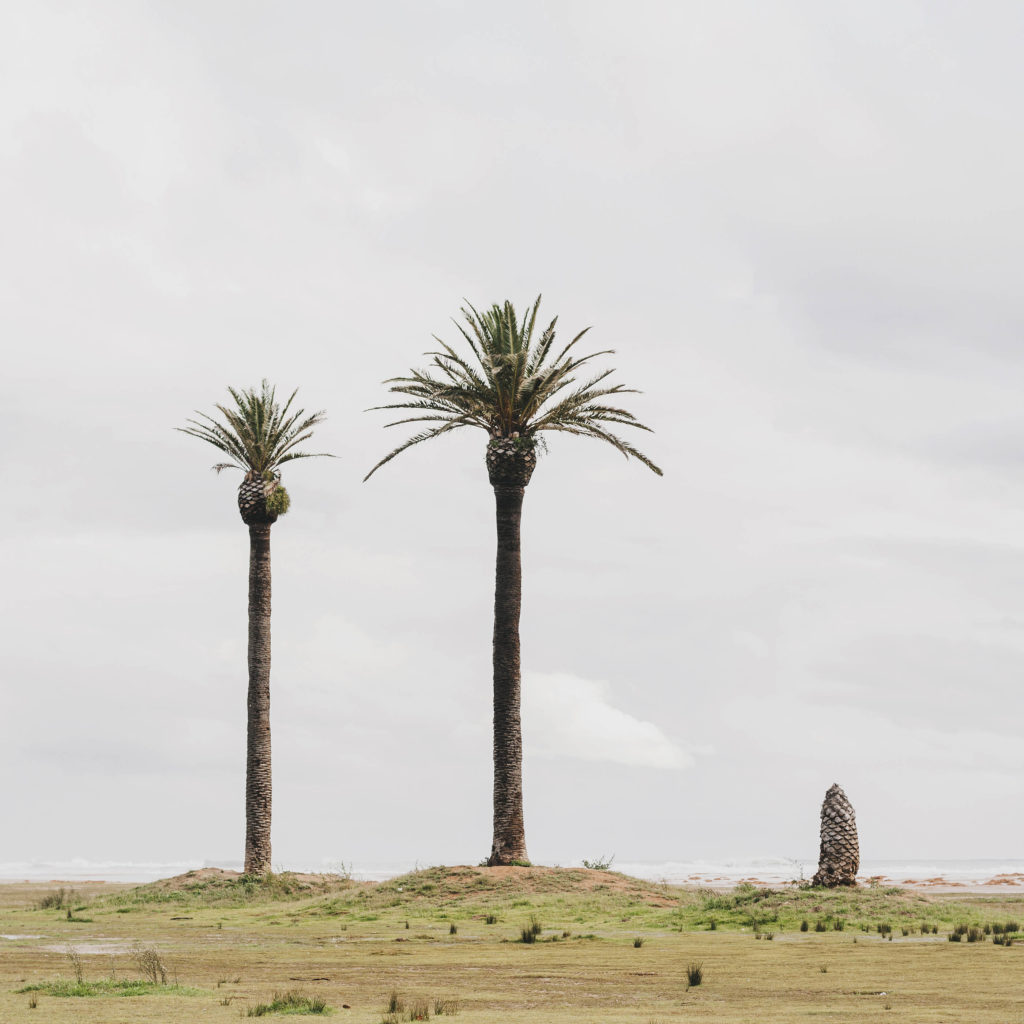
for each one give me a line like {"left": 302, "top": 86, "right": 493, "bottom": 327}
{"left": 686, "top": 962, "right": 704, "bottom": 987}
{"left": 381, "top": 992, "right": 460, "bottom": 1022}
{"left": 520, "top": 916, "right": 542, "bottom": 943}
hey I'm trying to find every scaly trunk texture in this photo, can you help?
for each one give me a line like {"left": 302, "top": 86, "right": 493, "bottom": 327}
{"left": 245, "top": 522, "right": 273, "bottom": 876}
{"left": 812, "top": 783, "right": 859, "bottom": 887}
{"left": 486, "top": 442, "right": 536, "bottom": 866}
{"left": 238, "top": 472, "right": 280, "bottom": 527}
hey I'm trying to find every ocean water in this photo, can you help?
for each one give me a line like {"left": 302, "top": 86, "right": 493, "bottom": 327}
{"left": 2, "top": 857, "right": 1023, "bottom": 885}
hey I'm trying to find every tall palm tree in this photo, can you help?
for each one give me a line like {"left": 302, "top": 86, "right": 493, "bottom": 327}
{"left": 366, "top": 298, "right": 662, "bottom": 865}
{"left": 179, "top": 381, "right": 331, "bottom": 876}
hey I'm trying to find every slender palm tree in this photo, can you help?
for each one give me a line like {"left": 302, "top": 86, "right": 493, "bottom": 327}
{"left": 365, "top": 298, "right": 662, "bottom": 865}
{"left": 179, "top": 381, "right": 331, "bottom": 876}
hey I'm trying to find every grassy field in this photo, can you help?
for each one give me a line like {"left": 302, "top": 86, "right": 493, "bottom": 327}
{"left": 1, "top": 866, "right": 1023, "bottom": 1022}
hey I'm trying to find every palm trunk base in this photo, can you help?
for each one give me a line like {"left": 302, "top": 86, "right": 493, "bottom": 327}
{"left": 487, "top": 826, "right": 529, "bottom": 866}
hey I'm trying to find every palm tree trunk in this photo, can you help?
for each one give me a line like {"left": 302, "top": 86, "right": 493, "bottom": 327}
{"left": 245, "top": 522, "right": 273, "bottom": 876}
{"left": 488, "top": 483, "right": 530, "bottom": 866}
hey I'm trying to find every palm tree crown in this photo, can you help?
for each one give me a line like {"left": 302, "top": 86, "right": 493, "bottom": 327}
{"left": 364, "top": 297, "right": 663, "bottom": 479}
{"left": 179, "top": 379, "right": 331, "bottom": 481}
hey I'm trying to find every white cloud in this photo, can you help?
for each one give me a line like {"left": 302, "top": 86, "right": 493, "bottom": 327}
{"left": 523, "top": 671, "right": 695, "bottom": 770}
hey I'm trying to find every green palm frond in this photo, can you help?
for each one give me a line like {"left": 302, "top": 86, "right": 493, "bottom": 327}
{"left": 179, "top": 379, "right": 333, "bottom": 477}
{"left": 365, "top": 297, "right": 662, "bottom": 479}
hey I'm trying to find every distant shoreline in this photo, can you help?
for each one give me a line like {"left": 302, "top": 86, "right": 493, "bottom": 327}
{"left": 3, "top": 861, "right": 1024, "bottom": 894}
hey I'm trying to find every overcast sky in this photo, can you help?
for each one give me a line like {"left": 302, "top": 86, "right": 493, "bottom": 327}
{"left": 4, "top": 1, "right": 1024, "bottom": 871}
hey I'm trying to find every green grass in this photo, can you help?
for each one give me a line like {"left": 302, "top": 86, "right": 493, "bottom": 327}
{"left": 16, "top": 979, "right": 202, "bottom": 998}
{"left": 5, "top": 868, "right": 1024, "bottom": 1023}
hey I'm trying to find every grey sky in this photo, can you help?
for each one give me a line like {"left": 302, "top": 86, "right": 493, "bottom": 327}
{"left": 3, "top": 1, "right": 1024, "bottom": 869}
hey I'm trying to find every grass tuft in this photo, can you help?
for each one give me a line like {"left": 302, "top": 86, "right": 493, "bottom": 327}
{"left": 247, "top": 990, "right": 329, "bottom": 1016}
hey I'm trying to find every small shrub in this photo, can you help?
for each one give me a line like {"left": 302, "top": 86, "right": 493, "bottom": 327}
{"left": 1005, "top": 920, "right": 1021, "bottom": 934}
{"left": 966, "top": 927, "right": 984, "bottom": 943}
{"left": 484, "top": 914, "right": 497, "bottom": 925}
{"left": 28, "top": 994, "right": 38, "bottom": 1009}
{"left": 38, "top": 888, "right": 78, "bottom": 911}
{"left": 876, "top": 923, "right": 892, "bottom": 935}
{"left": 686, "top": 962, "right": 703, "bottom": 987}
{"left": 833, "top": 919, "right": 845, "bottom": 931}
{"left": 448, "top": 923, "right": 457, "bottom": 936}
{"left": 520, "top": 917, "right": 542, "bottom": 944}
{"left": 901, "top": 927, "right": 910, "bottom": 936}
{"left": 633, "top": 937, "right": 644, "bottom": 948}
{"left": 707, "top": 918, "right": 717, "bottom": 931}
{"left": 800, "top": 920, "right": 809, "bottom": 932}
{"left": 819, "top": 965, "right": 828, "bottom": 973}
{"left": 387, "top": 991, "right": 405, "bottom": 1014}
{"left": 763, "top": 931, "right": 774, "bottom": 940}
{"left": 582, "top": 854, "right": 614, "bottom": 871}
{"left": 948, "top": 932, "right": 962, "bottom": 942}
{"left": 65, "top": 946, "right": 83, "bottom": 985}
{"left": 815, "top": 920, "right": 827, "bottom": 933}
{"left": 130, "top": 945, "right": 166, "bottom": 985}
